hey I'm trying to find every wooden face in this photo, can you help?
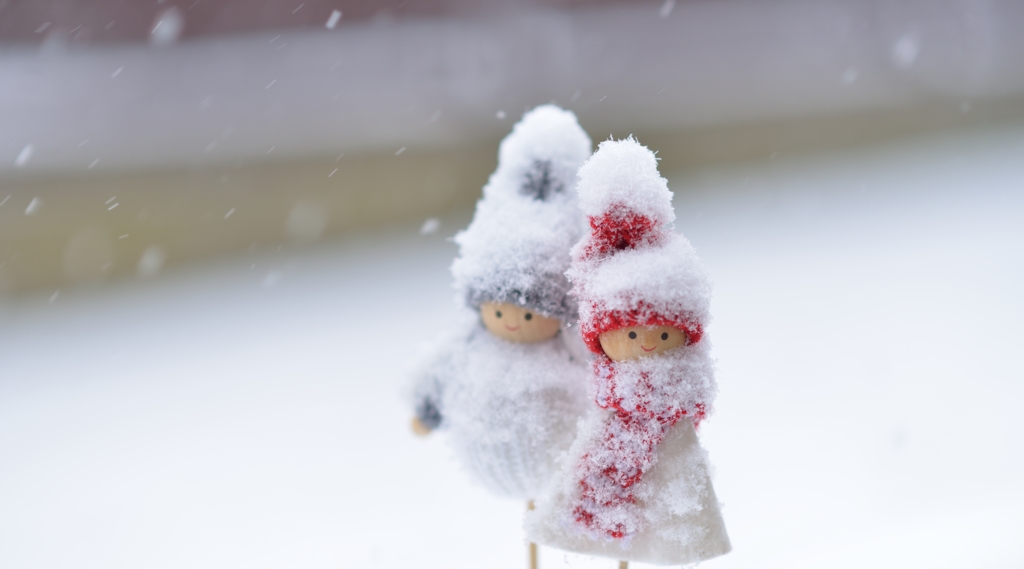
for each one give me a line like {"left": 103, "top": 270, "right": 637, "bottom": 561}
{"left": 598, "top": 325, "right": 687, "bottom": 361}
{"left": 480, "top": 302, "right": 561, "bottom": 343}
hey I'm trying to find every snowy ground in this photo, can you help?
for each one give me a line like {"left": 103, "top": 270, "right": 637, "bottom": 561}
{"left": 1, "top": 124, "right": 1023, "bottom": 569}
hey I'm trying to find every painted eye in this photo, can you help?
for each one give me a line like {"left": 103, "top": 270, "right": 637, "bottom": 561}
{"left": 495, "top": 311, "right": 502, "bottom": 318}
{"left": 661, "top": 332, "right": 669, "bottom": 340}
{"left": 628, "top": 331, "right": 637, "bottom": 339}
{"left": 525, "top": 313, "right": 533, "bottom": 321}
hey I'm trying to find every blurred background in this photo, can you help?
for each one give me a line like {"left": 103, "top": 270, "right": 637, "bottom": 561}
{"left": 1, "top": 0, "right": 1023, "bottom": 567}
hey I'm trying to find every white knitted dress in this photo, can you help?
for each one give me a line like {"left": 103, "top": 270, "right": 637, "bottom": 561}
{"left": 526, "top": 411, "right": 730, "bottom": 564}
{"left": 414, "top": 321, "right": 588, "bottom": 499}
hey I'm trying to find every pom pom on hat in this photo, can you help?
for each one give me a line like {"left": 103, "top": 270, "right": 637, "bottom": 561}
{"left": 576, "top": 138, "right": 675, "bottom": 230}
{"left": 568, "top": 137, "right": 711, "bottom": 353}
{"left": 495, "top": 106, "right": 592, "bottom": 202}
{"left": 451, "top": 105, "right": 593, "bottom": 320}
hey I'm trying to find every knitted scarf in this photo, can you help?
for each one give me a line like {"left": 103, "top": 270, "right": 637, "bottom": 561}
{"left": 571, "top": 352, "right": 708, "bottom": 540}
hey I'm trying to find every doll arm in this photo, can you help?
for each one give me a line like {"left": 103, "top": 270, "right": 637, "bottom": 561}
{"left": 409, "top": 340, "right": 456, "bottom": 434}
{"left": 413, "top": 383, "right": 443, "bottom": 431}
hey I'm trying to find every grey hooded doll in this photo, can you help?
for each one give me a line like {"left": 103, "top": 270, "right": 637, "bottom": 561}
{"left": 411, "top": 105, "right": 592, "bottom": 507}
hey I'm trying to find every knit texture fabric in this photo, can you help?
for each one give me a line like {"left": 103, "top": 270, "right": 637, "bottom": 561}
{"left": 451, "top": 104, "right": 592, "bottom": 320}
{"left": 410, "top": 105, "right": 592, "bottom": 499}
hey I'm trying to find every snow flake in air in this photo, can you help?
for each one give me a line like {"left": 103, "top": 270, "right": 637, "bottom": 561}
{"left": 420, "top": 218, "right": 440, "bottom": 235}
{"left": 25, "top": 197, "right": 42, "bottom": 216}
{"left": 326, "top": 10, "right": 342, "bottom": 29}
{"left": 15, "top": 144, "right": 33, "bottom": 167}
{"left": 151, "top": 7, "right": 184, "bottom": 46}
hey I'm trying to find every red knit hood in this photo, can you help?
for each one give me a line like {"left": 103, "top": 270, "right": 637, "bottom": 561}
{"left": 574, "top": 207, "right": 705, "bottom": 355}
{"left": 563, "top": 137, "right": 718, "bottom": 541}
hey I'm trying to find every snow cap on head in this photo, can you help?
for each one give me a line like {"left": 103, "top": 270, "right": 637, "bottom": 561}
{"left": 451, "top": 105, "right": 592, "bottom": 321}
{"left": 568, "top": 137, "right": 712, "bottom": 353}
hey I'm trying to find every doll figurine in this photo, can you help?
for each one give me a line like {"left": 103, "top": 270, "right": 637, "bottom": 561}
{"left": 410, "top": 105, "right": 593, "bottom": 564}
{"left": 527, "top": 138, "right": 731, "bottom": 566}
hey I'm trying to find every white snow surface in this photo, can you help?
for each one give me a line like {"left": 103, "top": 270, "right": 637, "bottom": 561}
{"left": 451, "top": 105, "right": 592, "bottom": 319}
{"left": 1, "top": 125, "right": 1024, "bottom": 569}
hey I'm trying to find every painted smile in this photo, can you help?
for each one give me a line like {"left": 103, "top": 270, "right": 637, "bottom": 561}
{"left": 505, "top": 324, "right": 521, "bottom": 331}
{"left": 641, "top": 345, "right": 655, "bottom": 352}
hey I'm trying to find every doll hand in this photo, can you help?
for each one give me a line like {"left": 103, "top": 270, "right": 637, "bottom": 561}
{"left": 411, "top": 416, "right": 433, "bottom": 436}
{"left": 413, "top": 397, "right": 442, "bottom": 434}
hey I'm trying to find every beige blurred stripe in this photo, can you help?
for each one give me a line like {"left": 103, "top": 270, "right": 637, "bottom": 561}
{"left": 0, "top": 145, "right": 494, "bottom": 295}
{"left": 2, "top": 98, "right": 1023, "bottom": 295}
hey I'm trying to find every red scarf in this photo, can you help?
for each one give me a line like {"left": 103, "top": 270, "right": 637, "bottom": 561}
{"left": 571, "top": 356, "right": 706, "bottom": 539}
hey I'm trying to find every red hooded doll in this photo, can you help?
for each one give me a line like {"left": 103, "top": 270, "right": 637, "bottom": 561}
{"left": 527, "top": 138, "right": 731, "bottom": 566}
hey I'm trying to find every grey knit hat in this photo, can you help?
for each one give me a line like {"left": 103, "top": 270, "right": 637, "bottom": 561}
{"left": 450, "top": 105, "right": 592, "bottom": 321}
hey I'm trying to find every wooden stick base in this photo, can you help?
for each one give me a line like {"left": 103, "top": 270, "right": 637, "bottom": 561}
{"left": 527, "top": 501, "right": 538, "bottom": 569}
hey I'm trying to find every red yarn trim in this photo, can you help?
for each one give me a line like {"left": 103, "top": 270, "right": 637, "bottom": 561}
{"left": 580, "top": 210, "right": 659, "bottom": 260}
{"left": 572, "top": 356, "right": 697, "bottom": 539}
{"left": 581, "top": 302, "right": 703, "bottom": 355}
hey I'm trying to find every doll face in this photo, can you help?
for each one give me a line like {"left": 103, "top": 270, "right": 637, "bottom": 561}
{"left": 480, "top": 302, "right": 561, "bottom": 343}
{"left": 598, "top": 325, "right": 687, "bottom": 361}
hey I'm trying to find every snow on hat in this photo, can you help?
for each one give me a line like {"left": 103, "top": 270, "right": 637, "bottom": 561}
{"left": 451, "top": 105, "right": 592, "bottom": 321}
{"left": 568, "top": 137, "right": 712, "bottom": 354}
